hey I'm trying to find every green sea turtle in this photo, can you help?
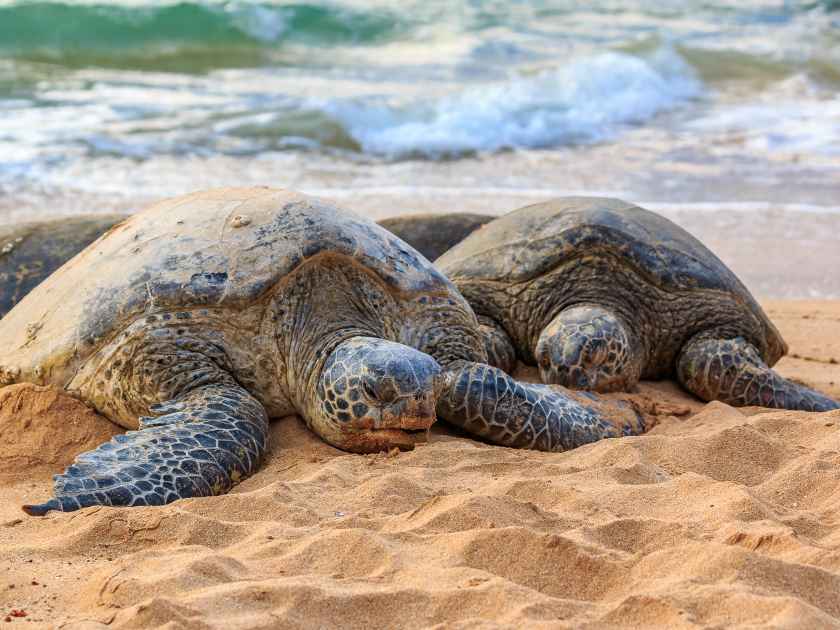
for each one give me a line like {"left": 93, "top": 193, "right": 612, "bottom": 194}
{"left": 436, "top": 197, "right": 839, "bottom": 412}
{"left": 0, "top": 215, "right": 127, "bottom": 318}
{"left": 378, "top": 213, "right": 493, "bottom": 261}
{"left": 0, "top": 188, "right": 644, "bottom": 516}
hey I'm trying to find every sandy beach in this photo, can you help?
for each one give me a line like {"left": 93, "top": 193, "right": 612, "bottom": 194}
{"left": 2, "top": 1, "right": 839, "bottom": 626}
{"left": 1, "top": 299, "right": 838, "bottom": 629}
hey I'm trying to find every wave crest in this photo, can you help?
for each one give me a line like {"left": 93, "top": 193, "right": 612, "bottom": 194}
{"left": 0, "top": 1, "right": 403, "bottom": 70}
{"left": 309, "top": 50, "right": 701, "bottom": 158}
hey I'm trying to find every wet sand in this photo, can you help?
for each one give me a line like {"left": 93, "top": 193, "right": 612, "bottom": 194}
{"left": 1, "top": 300, "right": 839, "bottom": 629}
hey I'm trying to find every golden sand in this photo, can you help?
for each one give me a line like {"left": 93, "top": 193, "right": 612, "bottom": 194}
{"left": 1, "top": 301, "right": 838, "bottom": 629}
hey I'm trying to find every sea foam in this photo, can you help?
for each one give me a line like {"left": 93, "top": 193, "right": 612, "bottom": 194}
{"left": 312, "top": 49, "right": 702, "bottom": 158}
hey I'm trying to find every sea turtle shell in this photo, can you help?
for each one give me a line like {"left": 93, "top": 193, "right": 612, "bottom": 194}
{"left": 436, "top": 197, "right": 786, "bottom": 363}
{"left": 377, "top": 213, "right": 493, "bottom": 261}
{"left": 0, "top": 215, "right": 126, "bottom": 318}
{"left": 0, "top": 188, "right": 453, "bottom": 387}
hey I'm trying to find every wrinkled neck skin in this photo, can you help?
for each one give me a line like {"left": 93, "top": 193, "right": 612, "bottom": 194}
{"left": 399, "top": 292, "right": 487, "bottom": 369}
{"left": 263, "top": 256, "right": 487, "bottom": 449}
{"left": 266, "top": 255, "right": 400, "bottom": 432}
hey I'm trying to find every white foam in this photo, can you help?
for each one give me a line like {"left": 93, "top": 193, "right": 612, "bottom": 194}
{"left": 314, "top": 49, "right": 702, "bottom": 158}
{"left": 684, "top": 74, "right": 840, "bottom": 157}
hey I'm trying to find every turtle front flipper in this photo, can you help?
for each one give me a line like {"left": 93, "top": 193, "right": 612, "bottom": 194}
{"left": 436, "top": 361, "right": 647, "bottom": 452}
{"left": 677, "top": 335, "right": 839, "bottom": 412}
{"left": 22, "top": 383, "right": 269, "bottom": 516}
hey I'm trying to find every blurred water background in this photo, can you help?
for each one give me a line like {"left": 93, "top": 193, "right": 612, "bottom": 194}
{"left": 0, "top": 0, "right": 838, "bottom": 243}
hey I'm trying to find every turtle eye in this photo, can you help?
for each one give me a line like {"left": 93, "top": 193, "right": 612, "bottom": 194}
{"left": 362, "top": 379, "right": 377, "bottom": 401}
{"left": 361, "top": 378, "right": 398, "bottom": 404}
{"left": 540, "top": 354, "right": 551, "bottom": 370}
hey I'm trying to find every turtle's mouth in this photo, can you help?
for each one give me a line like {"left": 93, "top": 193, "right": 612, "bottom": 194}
{"left": 385, "top": 426, "right": 430, "bottom": 443}
{"left": 341, "top": 426, "right": 431, "bottom": 454}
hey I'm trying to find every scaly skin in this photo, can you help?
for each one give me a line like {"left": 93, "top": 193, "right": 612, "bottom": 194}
{"left": 23, "top": 381, "right": 269, "bottom": 516}
{"left": 438, "top": 198, "right": 837, "bottom": 411}
{"left": 437, "top": 361, "right": 645, "bottom": 451}
{"left": 463, "top": 256, "right": 761, "bottom": 378}
{"left": 408, "top": 294, "right": 646, "bottom": 452}
{"left": 476, "top": 315, "right": 517, "bottom": 375}
{"left": 315, "top": 337, "right": 440, "bottom": 453}
{"left": 24, "top": 291, "right": 642, "bottom": 515}
{"left": 677, "top": 335, "right": 839, "bottom": 412}
{"left": 458, "top": 256, "right": 838, "bottom": 410}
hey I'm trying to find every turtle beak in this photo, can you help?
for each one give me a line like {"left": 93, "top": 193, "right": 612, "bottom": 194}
{"left": 340, "top": 392, "right": 437, "bottom": 454}
{"left": 380, "top": 392, "right": 437, "bottom": 432}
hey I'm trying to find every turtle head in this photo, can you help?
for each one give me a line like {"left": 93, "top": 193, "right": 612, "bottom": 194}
{"left": 313, "top": 337, "right": 441, "bottom": 453}
{"left": 536, "top": 304, "right": 642, "bottom": 393}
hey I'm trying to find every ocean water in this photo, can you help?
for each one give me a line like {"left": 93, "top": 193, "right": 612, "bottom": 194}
{"left": 0, "top": 0, "right": 839, "bottom": 220}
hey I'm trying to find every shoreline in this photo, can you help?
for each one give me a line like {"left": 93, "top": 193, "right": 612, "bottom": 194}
{"left": 3, "top": 187, "right": 839, "bottom": 300}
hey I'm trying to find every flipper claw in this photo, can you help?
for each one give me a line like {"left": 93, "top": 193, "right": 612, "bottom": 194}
{"left": 22, "top": 499, "right": 62, "bottom": 517}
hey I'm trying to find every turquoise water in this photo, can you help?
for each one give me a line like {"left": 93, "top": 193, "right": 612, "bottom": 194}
{"left": 0, "top": 0, "right": 838, "bottom": 210}
{"left": 0, "top": 2, "right": 404, "bottom": 69}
